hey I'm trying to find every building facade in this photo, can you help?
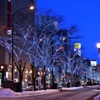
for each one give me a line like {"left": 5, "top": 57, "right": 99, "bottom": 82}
{"left": 0, "top": 0, "right": 36, "bottom": 87}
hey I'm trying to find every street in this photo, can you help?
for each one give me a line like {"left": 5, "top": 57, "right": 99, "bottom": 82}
{"left": 0, "top": 87, "right": 100, "bottom": 100}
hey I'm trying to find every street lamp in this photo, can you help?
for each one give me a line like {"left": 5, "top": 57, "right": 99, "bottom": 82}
{"left": 96, "top": 42, "right": 100, "bottom": 52}
{"left": 96, "top": 42, "right": 100, "bottom": 64}
{"left": 11, "top": 5, "right": 34, "bottom": 80}
{"left": 96, "top": 42, "right": 100, "bottom": 88}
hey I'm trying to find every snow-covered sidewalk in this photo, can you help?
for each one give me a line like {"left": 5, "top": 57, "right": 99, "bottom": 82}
{"left": 0, "top": 88, "right": 59, "bottom": 97}
{"left": 0, "top": 86, "right": 83, "bottom": 97}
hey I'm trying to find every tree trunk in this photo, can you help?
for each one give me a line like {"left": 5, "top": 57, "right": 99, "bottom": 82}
{"left": 43, "top": 66, "right": 46, "bottom": 90}
{"left": 14, "top": 70, "right": 23, "bottom": 92}
{"left": 19, "top": 72, "right": 23, "bottom": 92}
{"left": 31, "top": 63, "right": 36, "bottom": 91}
{"left": 51, "top": 68, "right": 54, "bottom": 89}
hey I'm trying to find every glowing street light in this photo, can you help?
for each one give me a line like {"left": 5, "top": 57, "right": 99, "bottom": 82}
{"left": 96, "top": 42, "right": 100, "bottom": 89}
{"left": 96, "top": 42, "right": 100, "bottom": 58}
{"left": 0, "top": 66, "right": 4, "bottom": 70}
{"left": 96, "top": 42, "right": 100, "bottom": 52}
{"left": 29, "top": 6, "right": 35, "bottom": 10}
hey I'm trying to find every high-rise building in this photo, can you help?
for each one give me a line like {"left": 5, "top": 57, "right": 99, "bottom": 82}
{"left": 0, "top": 1, "right": 9, "bottom": 86}
{"left": 0, "top": 0, "right": 36, "bottom": 86}
{"left": 0, "top": 0, "right": 36, "bottom": 62}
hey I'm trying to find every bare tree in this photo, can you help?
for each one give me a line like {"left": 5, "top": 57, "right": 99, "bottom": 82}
{"left": 0, "top": 9, "right": 85, "bottom": 91}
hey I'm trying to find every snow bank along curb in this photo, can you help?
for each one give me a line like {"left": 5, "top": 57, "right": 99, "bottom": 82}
{"left": 0, "top": 87, "right": 83, "bottom": 97}
{"left": 62, "top": 86, "right": 83, "bottom": 90}
{"left": 0, "top": 89, "right": 59, "bottom": 97}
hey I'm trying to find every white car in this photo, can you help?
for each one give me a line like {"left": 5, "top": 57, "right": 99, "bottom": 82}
{"left": 58, "top": 82, "right": 62, "bottom": 91}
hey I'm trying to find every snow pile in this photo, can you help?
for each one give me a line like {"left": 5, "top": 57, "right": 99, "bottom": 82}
{"left": 0, "top": 88, "right": 17, "bottom": 97}
{"left": 62, "top": 86, "right": 83, "bottom": 90}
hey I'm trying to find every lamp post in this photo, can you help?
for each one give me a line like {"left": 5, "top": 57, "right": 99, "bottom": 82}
{"left": 96, "top": 42, "right": 100, "bottom": 54}
{"left": 96, "top": 42, "right": 100, "bottom": 89}
{"left": 11, "top": 6, "right": 34, "bottom": 80}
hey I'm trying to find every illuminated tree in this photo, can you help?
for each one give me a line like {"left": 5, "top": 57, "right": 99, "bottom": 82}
{"left": 0, "top": 9, "right": 84, "bottom": 90}
{"left": 9, "top": 9, "right": 63, "bottom": 90}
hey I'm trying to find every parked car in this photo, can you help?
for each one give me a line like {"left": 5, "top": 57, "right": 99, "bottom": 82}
{"left": 57, "top": 82, "right": 62, "bottom": 91}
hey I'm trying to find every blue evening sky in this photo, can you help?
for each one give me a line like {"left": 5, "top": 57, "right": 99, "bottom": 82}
{"left": 37, "top": 0, "right": 100, "bottom": 63}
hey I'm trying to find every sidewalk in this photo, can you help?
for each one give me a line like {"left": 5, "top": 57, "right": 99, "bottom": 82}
{"left": 0, "top": 86, "right": 83, "bottom": 97}
{"left": 21, "top": 86, "right": 84, "bottom": 96}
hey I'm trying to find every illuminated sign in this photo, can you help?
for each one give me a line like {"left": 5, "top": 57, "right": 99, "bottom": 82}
{"left": 74, "top": 43, "right": 81, "bottom": 49}
{"left": 90, "top": 60, "right": 97, "bottom": 66}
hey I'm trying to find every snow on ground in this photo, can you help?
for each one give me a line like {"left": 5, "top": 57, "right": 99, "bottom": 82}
{"left": 62, "top": 86, "right": 83, "bottom": 90}
{"left": 0, "top": 86, "right": 83, "bottom": 97}
{"left": 0, "top": 88, "right": 17, "bottom": 97}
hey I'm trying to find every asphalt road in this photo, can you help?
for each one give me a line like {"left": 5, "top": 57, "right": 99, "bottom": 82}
{"left": 0, "top": 87, "right": 100, "bottom": 100}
